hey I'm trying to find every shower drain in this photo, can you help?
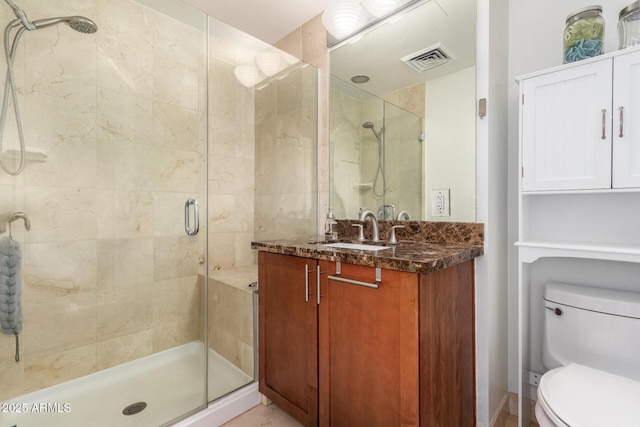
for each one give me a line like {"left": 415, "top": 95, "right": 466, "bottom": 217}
{"left": 122, "top": 402, "right": 147, "bottom": 416}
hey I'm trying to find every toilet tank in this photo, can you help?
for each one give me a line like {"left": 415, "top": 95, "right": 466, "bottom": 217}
{"left": 542, "top": 282, "right": 640, "bottom": 381}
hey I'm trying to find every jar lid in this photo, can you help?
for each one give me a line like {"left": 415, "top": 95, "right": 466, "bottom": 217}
{"left": 620, "top": 1, "right": 640, "bottom": 19}
{"left": 566, "top": 5, "right": 603, "bottom": 24}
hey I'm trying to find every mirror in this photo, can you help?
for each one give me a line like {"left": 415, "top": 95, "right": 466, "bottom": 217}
{"left": 328, "top": 0, "right": 477, "bottom": 222}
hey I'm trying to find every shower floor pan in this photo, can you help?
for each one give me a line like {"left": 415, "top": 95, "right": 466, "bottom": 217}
{"left": 0, "top": 342, "right": 253, "bottom": 427}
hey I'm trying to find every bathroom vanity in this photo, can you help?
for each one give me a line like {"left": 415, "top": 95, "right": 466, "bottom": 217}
{"left": 252, "top": 221, "right": 483, "bottom": 426}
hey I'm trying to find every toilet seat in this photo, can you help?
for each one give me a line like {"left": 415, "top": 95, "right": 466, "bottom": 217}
{"left": 537, "top": 363, "right": 640, "bottom": 427}
{"left": 536, "top": 391, "right": 568, "bottom": 427}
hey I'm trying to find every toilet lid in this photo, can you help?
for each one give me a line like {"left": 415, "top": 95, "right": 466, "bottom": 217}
{"left": 538, "top": 363, "right": 640, "bottom": 427}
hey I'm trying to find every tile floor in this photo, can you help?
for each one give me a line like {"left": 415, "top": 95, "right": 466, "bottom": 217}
{"left": 222, "top": 404, "right": 302, "bottom": 427}
{"left": 221, "top": 403, "right": 536, "bottom": 427}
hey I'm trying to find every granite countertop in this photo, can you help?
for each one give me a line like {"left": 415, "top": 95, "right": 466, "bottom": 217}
{"left": 251, "top": 237, "right": 484, "bottom": 274}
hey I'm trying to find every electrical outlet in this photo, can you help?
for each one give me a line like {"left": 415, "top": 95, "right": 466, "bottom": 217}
{"left": 529, "top": 371, "right": 541, "bottom": 386}
{"left": 431, "top": 189, "right": 450, "bottom": 217}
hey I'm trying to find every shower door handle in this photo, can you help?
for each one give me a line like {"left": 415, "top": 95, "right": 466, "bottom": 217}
{"left": 184, "top": 198, "right": 199, "bottom": 237}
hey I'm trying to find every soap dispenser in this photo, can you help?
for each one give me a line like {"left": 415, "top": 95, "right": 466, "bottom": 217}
{"left": 325, "top": 208, "right": 338, "bottom": 241}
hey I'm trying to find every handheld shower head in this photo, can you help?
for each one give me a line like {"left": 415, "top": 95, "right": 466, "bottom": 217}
{"left": 66, "top": 17, "right": 98, "bottom": 34}
{"left": 32, "top": 16, "right": 98, "bottom": 34}
{"left": 362, "top": 121, "right": 384, "bottom": 139}
{"left": 0, "top": 3, "right": 98, "bottom": 175}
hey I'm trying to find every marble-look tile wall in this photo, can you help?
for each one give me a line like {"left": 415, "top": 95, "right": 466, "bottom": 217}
{"left": 206, "top": 265, "right": 257, "bottom": 379}
{"left": 329, "top": 87, "right": 370, "bottom": 218}
{"left": 274, "top": 15, "right": 328, "bottom": 235}
{"left": 253, "top": 64, "right": 319, "bottom": 241}
{"left": 207, "top": 53, "right": 256, "bottom": 271}
{"left": 381, "top": 102, "right": 423, "bottom": 220}
{"left": 0, "top": 0, "right": 206, "bottom": 401}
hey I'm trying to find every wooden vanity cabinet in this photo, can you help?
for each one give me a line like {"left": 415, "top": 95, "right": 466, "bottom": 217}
{"left": 258, "top": 252, "right": 476, "bottom": 427}
{"left": 318, "top": 261, "right": 420, "bottom": 426}
{"left": 258, "top": 252, "right": 319, "bottom": 426}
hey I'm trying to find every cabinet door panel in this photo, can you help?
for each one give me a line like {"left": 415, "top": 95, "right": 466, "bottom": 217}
{"left": 613, "top": 50, "right": 640, "bottom": 188}
{"left": 420, "top": 260, "right": 475, "bottom": 426}
{"left": 319, "top": 261, "right": 419, "bottom": 427}
{"left": 522, "top": 60, "right": 612, "bottom": 191}
{"left": 259, "top": 252, "right": 318, "bottom": 426}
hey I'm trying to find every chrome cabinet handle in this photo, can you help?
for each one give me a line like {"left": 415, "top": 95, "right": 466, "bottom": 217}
{"left": 619, "top": 106, "right": 624, "bottom": 138}
{"left": 317, "top": 267, "right": 325, "bottom": 305}
{"left": 304, "top": 264, "right": 316, "bottom": 303}
{"left": 602, "top": 109, "right": 607, "bottom": 140}
{"left": 305, "top": 264, "right": 310, "bottom": 303}
{"left": 327, "top": 261, "right": 381, "bottom": 289}
{"left": 184, "top": 198, "right": 199, "bottom": 236}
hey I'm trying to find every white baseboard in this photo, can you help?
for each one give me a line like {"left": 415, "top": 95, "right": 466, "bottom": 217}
{"left": 488, "top": 392, "right": 512, "bottom": 427}
{"left": 172, "top": 383, "right": 261, "bottom": 427}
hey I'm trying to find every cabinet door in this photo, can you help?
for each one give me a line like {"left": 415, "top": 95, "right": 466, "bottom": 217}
{"left": 258, "top": 252, "right": 318, "bottom": 426}
{"left": 521, "top": 59, "right": 612, "bottom": 191}
{"left": 419, "top": 260, "right": 475, "bottom": 426}
{"left": 318, "top": 261, "right": 419, "bottom": 427}
{"left": 613, "top": 50, "right": 640, "bottom": 188}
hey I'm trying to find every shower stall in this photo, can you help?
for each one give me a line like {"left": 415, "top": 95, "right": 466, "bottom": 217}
{"left": 0, "top": 0, "right": 318, "bottom": 426}
{"left": 329, "top": 76, "right": 422, "bottom": 220}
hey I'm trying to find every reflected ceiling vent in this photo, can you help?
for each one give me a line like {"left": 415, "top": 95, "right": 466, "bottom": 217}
{"left": 401, "top": 43, "right": 456, "bottom": 72}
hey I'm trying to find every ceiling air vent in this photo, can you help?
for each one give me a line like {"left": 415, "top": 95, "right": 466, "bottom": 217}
{"left": 401, "top": 43, "right": 456, "bottom": 72}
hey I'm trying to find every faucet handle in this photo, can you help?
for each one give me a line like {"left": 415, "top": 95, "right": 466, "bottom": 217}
{"left": 352, "top": 224, "right": 365, "bottom": 241}
{"left": 387, "top": 225, "right": 405, "bottom": 244}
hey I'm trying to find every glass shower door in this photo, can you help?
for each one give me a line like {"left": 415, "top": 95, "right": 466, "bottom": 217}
{"left": 383, "top": 103, "right": 423, "bottom": 220}
{"left": 205, "top": 13, "right": 318, "bottom": 403}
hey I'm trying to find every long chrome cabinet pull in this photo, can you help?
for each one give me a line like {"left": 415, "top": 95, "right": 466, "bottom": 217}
{"left": 305, "top": 265, "right": 309, "bottom": 302}
{"left": 327, "top": 261, "right": 381, "bottom": 289}
{"left": 619, "top": 106, "right": 625, "bottom": 137}
{"left": 601, "top": 109, "right": 607, "bottom": 140}
{"left": 316, "top": 267, "right": 324, "bottom": 305}
{"left": 184, "top": 198, "right": 199, "bottom": 236}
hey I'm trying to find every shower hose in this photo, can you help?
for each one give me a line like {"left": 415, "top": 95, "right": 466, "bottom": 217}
{"left": 0, "top": 20, "right": 27, "bottom": 175}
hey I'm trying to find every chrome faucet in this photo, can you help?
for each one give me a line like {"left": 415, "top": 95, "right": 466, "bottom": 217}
{"left": 359, "top": 210, "right": 380, "bottom": 242}
{"left": 397, "top": 210, "right": 411, "bottom": 220}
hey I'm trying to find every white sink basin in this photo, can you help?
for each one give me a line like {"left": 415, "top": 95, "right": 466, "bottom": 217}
{"left": 322, "top": 242, "right": 390, "bottom": 251}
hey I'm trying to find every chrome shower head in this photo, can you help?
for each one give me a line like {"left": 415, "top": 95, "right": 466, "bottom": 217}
{"left": 67, "top": 16, "right": 98, "bottom": 34}
{"left": 32, "top": 16, "right": 98, "bottom": 34}
{"left": 362, "top": 121, "right": 383, "bottom": 139}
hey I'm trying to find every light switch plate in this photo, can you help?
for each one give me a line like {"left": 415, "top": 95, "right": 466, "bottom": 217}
{"left": 431, "top": 188, "right": 450, "bottom": 217}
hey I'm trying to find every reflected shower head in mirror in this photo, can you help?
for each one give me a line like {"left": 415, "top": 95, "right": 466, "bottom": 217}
{"left": 362, "top": 121, "right": 384, "bottom": 139}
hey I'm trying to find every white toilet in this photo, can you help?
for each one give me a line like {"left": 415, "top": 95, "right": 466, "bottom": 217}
{"left": 535, "top": 282, "right": 640, "bottom": 427}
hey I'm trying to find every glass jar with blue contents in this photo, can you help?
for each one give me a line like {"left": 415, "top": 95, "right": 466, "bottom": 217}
{"left": 563, "top": 6, "right": 605, "bottom": 63}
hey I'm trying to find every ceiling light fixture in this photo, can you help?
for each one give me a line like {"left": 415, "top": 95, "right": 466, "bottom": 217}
{"left": 234, "top": 65, "right": 263, "bottom": 87}
{"left": 362, "top": 0, "right": 401, "bottom": 17}
{"left": 322, "top": 0, "right": 421, "bottom": 47}
{"left": 255, "top": 52, "right": 284, "bottom": 76}
{"left": 322, "top": 0, "right": 369, "bottom": 39}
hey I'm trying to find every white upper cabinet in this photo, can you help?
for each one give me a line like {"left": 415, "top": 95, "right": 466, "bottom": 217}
{"left": 520, "top": 49, "right": 640, "bottom": 192}
{"left": 612, "top": 51, "right": 640, "bottom": 188}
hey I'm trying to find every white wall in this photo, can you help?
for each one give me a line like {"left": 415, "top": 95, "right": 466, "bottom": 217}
{"left": 425, "top": 66, "right": 477, "bottom": 222}
{"left": 476, "top": 0, "right": 509, "bottom": 424}
{"left": 507, "top": 0, "right": 631, "bottom": 394}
